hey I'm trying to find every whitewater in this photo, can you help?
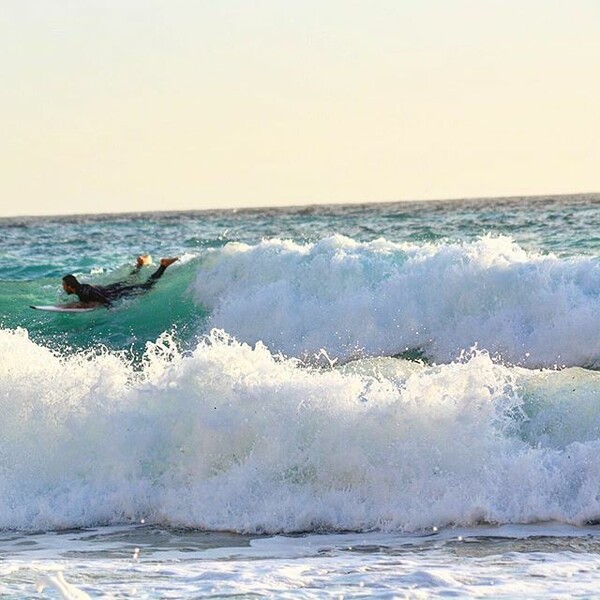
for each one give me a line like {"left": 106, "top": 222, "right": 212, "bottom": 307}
{"left": 2, "top": 194, "right": 600, "bottom": 598}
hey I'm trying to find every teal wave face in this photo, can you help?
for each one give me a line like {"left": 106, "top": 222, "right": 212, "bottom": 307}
{"left": 2, "top": 259, "right": 205, "bottom": 355}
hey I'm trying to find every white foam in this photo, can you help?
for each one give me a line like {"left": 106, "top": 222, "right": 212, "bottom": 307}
{"left": 190, "top": 234, "right": 600, "bottom": 367}
{"left": 3, "top": 327, "right": 600, "bottom": 533}
{"left": 36, "top": 572, "right": 91, "bottom": 600}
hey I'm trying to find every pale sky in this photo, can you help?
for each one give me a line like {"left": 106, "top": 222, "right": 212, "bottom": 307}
{"left": 1, "top": 0, "right": 599, "bottom": 217}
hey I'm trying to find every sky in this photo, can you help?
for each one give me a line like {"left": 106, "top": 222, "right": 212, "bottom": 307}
{"left": 1, "top": 0, "right": 599, "bottom": 217}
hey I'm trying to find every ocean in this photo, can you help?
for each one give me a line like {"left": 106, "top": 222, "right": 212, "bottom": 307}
{"left": 2, "top": 194, "right": 600, "bottom": 598}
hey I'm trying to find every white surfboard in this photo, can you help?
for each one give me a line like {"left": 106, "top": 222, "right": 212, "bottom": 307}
{"left": 30, "top": 305, "right": 100, "bottom": 313}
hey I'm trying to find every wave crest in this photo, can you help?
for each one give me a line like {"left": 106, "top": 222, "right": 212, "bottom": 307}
{"left": 3, "top": 328, "right": 600, "bottom": 532}
{"left": 191, "top": 235, "right": 600, "bottom": 368}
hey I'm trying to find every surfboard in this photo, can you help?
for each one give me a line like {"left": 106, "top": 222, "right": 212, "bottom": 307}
{"left": 30, "top": 305, "right": 99, "bottom": 313}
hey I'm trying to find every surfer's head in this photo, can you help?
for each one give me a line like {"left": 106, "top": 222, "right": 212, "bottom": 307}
{"left": 62, "top": 274, "right": 80, "bottom": 294}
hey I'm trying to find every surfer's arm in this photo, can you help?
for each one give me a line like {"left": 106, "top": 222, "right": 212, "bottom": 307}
{"left": 61, "top": 300, "right": 105, "bottom": 309}
{"left": 76, "top": 284, "right": 112, "bottom": 306}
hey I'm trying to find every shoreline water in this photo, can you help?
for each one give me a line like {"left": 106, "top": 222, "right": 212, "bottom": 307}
{"left": 3, "top": 523, "right": 600, "bottom": 598}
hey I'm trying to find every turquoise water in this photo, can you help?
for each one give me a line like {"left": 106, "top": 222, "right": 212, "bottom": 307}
{"left": 3, "top": 193, "right": 600, "bottom": 598}
{"left": 2, "top": 194, "right": 600, "bottom": 356}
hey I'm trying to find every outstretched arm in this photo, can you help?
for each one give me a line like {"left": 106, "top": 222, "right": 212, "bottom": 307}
{"left": 147, "top": 257, "right": 178, "bottom": 282}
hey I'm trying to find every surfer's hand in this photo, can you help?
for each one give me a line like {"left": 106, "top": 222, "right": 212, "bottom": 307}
{"left": 136, "top": 255, "right": 153, "bottom": 267}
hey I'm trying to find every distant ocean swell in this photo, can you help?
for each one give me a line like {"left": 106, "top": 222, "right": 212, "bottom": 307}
{"left": 3, "top": 327, "right": 600, "bottom": 533}
{"left": 192, "top": 234, "right": 600, "bottom": 368}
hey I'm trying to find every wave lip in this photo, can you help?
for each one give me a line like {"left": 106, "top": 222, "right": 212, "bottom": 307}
{"left": 191, "top": 234, "right": 600, "bottom": 368}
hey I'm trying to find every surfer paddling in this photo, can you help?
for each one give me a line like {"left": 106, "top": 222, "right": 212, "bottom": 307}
{"left": 61, "top": 255, "right": 178, "bottom": 308}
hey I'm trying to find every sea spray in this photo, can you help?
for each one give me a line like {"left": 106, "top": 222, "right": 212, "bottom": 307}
{"left": 191, "top": 234, "right": 600, "bottom": 368}
{"left": 3, "top": 327, "right": 600, "bottom": 532}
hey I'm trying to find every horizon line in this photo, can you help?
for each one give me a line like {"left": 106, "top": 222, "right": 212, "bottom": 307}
{"left": 1, "top": 191, "right": 599, "bottom": 221}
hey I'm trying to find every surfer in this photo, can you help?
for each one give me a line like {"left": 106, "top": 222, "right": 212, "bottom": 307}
{"left": 61, "top": 256, "right": 178, "bottom": 308}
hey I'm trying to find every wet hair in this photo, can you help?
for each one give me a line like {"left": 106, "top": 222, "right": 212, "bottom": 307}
{"left": 62, "top": 274, "right": 80, "bottom": 289}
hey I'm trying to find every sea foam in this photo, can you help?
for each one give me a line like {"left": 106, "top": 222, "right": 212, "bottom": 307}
{"left": 190, "top": 234, "right": 600, "bottom": 368}
{"left": 3, "top": 327, "right": 600, "bottom": 533}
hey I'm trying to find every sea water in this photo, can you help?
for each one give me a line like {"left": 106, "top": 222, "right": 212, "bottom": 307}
{"left": 2, "top": 194, "right": 600, "bottom": 597}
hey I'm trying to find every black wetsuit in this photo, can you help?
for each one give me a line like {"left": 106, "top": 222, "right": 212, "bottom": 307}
{"left": 74, "top": 264, "right": 168, "bottom": 306}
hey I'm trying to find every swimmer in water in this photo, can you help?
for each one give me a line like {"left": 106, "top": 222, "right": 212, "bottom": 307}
{"left": 61, "top": 255, "right": 178, "bottom": 308}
